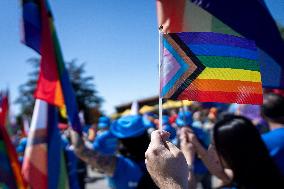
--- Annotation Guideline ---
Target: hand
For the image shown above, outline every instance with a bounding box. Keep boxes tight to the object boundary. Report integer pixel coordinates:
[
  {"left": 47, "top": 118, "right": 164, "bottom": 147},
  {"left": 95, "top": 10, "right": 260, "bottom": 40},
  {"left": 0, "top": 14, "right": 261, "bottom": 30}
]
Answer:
[
  {"left": 69, "top": 129, "right": 116, "bottom": 175},
  {"left": 180, "top": 128, "right": 231, "bottom": 184},
  {"left": 179, "top": 128, "right": 197, "bottom": 189},
  {"left": 180, "top": 128, "right": 196, "bottom": 165},
  {"left": 145, "top": 130, "right": 188, "bottom": 189}
]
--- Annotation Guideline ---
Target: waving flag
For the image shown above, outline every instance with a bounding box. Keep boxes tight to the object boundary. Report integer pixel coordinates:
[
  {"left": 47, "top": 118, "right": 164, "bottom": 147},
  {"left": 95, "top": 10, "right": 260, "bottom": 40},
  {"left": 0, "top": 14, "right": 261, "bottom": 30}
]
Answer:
[
  {"left": 0, "top": 93, "right": 27, "bottom": 189},
  {"left": 22, "top": 99, "right": 69, "bottom": 189},
  {"left": 22, "top": 0, "right": 82, "bottom": 133},
  {"left": 157, "top": 0, "right": 284, "bottom": 89},
  {"left": 161, "top": 32, "right": 262, "bottom": 104},
  {"left": 21, "top": 0, "right": 77, "bottom": 188}
]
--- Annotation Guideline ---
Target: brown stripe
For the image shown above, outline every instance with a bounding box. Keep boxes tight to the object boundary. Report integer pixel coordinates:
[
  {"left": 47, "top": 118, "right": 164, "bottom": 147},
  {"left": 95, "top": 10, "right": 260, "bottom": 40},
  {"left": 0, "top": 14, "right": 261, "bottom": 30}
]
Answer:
[{"left": 163, "top": 34, "right": 198, "bottom": 98}]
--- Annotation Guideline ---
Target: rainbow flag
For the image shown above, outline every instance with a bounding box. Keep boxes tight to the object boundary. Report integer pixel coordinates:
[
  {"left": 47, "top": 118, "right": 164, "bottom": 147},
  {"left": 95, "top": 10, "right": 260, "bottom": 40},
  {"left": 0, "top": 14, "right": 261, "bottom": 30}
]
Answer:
[
  {"left": 157, "top": 0, "right": 284, "bottom": 89},
  {"left": 161, "top": 32, "right": 262, "bottom": 104},
  {"left": 22, "top": 0, "right": 82, "bottom": 133},
  {"left": 0, "top": 93, "right": 27, "bottom": 189},
  {"left": 22, "top": 99, "right": 69, "bottom": 189},
  {"left": 21, "top": 0, "right": 76, "bottom": 187}
]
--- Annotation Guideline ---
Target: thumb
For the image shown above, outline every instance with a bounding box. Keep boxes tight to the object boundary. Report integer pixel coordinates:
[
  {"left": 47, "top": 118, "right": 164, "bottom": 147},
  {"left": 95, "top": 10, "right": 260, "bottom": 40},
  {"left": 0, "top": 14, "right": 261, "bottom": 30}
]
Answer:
[
  {"left": 150, "top": 130, "right": 169, "bottom": 147},
  {"left": 165, "top": 141, "right": 181, "bottom": 156}
]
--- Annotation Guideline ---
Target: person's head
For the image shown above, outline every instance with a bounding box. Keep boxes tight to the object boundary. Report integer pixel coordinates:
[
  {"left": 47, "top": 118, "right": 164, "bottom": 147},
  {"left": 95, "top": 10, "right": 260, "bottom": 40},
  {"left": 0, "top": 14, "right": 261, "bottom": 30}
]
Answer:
[
  {"left": 98, "top": 116, "right": 111, "bottom": 130},
  {"left": 213, "top": 115, "right": 284, "bottom": 188},
  {"left": 110, "top": 115, "right": 150, "bottom": 161},
  {"left": 261, "top": 93, "right": 284, "bottom": 124}
]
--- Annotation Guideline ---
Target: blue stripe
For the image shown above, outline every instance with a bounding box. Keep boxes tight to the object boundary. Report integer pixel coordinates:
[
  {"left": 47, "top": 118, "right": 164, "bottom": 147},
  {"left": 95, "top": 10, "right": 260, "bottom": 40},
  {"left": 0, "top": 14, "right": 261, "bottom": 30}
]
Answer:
[
  {"left": 161, "top": 38, "right": 189, "bottom": 96},
  {"left": 23, "top": 2, "right": 41, "bottom": 53},
  {"left": 47, "top": 105, "right": 61, "bottom": 189},
  {"left": 191, "top": 0, "right": 284, "bottom": 88},
  {"left": 60, "top": 68, "right": 82, "bottom": 133},
  {"left": 187, "top": 44, "right": 258, "bottom": 60},
  {"left": 176, "top": 32, "right": 257, "bottom": 50}
]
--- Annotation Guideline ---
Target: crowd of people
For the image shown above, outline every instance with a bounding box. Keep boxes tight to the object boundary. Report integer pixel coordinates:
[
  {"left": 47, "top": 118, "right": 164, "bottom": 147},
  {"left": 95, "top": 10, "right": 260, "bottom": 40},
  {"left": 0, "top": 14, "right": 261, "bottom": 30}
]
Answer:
[{"left": 13, "top": 92, "right": 284, "bottom": 189}]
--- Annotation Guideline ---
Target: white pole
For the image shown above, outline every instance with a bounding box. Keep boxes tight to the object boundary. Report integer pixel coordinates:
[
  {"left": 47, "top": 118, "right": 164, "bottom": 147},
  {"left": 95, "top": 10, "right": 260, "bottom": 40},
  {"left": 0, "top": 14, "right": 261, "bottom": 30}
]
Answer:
[{"left": 158, "top": 26, "right": 163, "bottom": 130}]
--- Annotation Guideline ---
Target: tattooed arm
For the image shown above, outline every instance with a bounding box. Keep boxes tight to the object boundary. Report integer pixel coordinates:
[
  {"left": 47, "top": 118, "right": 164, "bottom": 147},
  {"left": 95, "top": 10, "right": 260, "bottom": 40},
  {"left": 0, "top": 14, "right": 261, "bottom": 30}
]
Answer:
[{"left": 70, "top": 130, "right": 117, "bottom": 176}]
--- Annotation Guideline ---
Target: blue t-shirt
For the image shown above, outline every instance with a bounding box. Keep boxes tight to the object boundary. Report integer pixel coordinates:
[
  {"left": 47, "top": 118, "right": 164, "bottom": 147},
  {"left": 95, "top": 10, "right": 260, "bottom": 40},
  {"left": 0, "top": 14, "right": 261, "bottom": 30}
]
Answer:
[
  {"left": 93, "top": 131, "right": 118, "bottom": 155},
  {"left": 262, "top": 128, "right": 284, "bottom": 176},
  {"left": 191, "top": 126, "right": 210, "bottom": 174},
  {"left": 110, "top": 156, "right": 143, "bottom": 189}
]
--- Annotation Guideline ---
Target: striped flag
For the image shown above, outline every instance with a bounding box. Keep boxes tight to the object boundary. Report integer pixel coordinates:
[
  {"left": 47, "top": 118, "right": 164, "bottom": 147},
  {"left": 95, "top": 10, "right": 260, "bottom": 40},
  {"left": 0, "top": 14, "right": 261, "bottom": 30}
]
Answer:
[
  {"left": 161, "top": 32, "right": 262, "bottom": 104},
  {"left": 21, "top": 0, "right": 77, "bottom": 187},
  {"left": 22, "top": 0, "right": 82, "bottom": 133},
  {"left": 0, "top": 92, "right": 27, "bottom": 189},
  {"left": 22, "top": 99, "right": 69, "bottom": 189},
  {"left": 157, "top": 0, "right": 284, "bottom": 89}
]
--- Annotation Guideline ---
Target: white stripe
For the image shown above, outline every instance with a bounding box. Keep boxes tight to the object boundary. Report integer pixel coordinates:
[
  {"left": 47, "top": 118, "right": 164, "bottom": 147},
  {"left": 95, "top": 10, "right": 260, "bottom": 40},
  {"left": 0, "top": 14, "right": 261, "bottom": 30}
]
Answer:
[{"left": 29, "top": 99, "right": 48, "bottom": 131}]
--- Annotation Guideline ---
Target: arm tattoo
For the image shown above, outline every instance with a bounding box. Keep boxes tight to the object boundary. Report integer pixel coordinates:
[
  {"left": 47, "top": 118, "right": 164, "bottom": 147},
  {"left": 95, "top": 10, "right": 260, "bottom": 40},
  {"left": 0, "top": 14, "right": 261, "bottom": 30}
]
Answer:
[{"left": 70, "top": 130, "right": 116, "bottom": 175}]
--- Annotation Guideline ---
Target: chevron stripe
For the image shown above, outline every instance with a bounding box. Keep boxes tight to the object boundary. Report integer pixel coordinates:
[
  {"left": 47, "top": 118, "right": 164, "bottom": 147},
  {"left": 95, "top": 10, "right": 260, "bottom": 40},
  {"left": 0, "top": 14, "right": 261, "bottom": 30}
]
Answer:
[
  {"left": 169, "top": 33, "right": 206, "bottom": 99},
  {"left": 161, "top": 37, "right": 189, "bottom": 96},
  {"left": 161, "top": 33, "right": 206, "bottom": 98}
]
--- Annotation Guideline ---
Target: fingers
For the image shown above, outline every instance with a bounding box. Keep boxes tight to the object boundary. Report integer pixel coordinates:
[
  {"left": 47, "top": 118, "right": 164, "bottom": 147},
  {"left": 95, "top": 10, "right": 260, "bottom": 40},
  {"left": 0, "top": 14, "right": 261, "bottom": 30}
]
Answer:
[
  {"left": 149, "top": 130, "right": 170, "bottom": 149},
  {"left": 150, "top": 130, "right": 164, "bottom": 146},
  {"left": 146, "top": 130, "right": 170, "bottom": 160},
  {"left": 166, "top": 141, "right": 182, "bottom": 156},
  {"left": 180, "top": 127, "right": 193, "bottom": 134}
]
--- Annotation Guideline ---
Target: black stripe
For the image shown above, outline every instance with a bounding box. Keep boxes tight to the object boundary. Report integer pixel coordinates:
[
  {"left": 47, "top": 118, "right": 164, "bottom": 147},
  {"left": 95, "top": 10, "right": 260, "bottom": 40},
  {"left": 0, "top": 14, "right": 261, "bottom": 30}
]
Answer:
[{"left": 169, "top": 33, "right": 206, "bottom": 99}]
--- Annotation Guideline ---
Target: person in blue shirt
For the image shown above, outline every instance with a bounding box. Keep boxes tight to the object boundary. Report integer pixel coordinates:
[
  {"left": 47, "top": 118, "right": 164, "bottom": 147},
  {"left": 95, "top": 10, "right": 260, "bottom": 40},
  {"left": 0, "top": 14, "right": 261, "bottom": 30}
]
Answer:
[
  {"left": 92, "top": 116, "right": 118, "bottom": 155},
  {"left": 71, "top": 115, "right": 158, "bottom": 189},
  {"left": 176, "top": 110, "right": 211, "bottom": 189},
  {"left": 261, "top": 93, "right": 284, "bottom": 176}
]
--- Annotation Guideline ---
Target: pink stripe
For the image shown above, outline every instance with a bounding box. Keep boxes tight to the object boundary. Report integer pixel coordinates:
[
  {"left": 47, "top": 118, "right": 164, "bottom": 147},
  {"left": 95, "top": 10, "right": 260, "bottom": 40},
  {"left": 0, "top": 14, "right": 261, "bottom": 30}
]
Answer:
[{"left": 161, "top": 48, "right": 181, "bottom": 88}]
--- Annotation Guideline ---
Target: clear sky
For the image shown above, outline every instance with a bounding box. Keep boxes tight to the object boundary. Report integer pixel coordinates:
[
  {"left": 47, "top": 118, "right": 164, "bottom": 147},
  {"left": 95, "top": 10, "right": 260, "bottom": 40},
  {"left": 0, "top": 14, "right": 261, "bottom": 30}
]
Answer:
[{"left": 1, "top": 0, "right": 284, "bottom": 115}]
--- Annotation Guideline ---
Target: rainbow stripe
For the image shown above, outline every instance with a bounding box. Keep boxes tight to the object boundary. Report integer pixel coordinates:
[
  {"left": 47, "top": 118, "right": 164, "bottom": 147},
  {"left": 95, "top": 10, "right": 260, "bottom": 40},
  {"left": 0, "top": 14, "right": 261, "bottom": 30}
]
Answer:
[
  {"left": 161, "top": 32, "right": 263, "bottom": 104},
  {"left": 157, "top": 0, "right": 284, "bottom": 89}
]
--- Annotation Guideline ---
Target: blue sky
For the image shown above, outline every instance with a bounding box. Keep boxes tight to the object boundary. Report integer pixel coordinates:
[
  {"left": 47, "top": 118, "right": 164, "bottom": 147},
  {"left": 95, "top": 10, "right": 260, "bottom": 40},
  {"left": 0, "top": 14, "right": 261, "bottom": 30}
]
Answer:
[{"left": 0, "top": 0, "right": 284, "bottom": 115}]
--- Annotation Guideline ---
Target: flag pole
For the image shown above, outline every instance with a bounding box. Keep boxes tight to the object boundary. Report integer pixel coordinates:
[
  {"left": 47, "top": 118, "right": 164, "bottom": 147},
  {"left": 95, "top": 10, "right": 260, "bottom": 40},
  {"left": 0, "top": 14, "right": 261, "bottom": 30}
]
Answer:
[{"left": 158, "top": 25, "right": 163, "bottom": 130}]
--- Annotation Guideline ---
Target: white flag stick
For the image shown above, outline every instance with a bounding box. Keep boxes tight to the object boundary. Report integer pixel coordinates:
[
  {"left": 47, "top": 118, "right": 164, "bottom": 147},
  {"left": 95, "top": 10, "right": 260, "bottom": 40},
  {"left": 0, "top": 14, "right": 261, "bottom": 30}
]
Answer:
[{"left": 158, "top": 26, "right": 164, "bottom": 130}]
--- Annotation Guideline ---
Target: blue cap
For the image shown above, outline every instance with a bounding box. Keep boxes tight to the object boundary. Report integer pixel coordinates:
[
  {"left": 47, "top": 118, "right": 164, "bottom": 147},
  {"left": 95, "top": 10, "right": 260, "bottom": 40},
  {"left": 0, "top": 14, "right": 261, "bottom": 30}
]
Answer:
[
  {"left": 110, "top": 115, "right": 146, "bottom": 138},
  {"left": 176, "top": 111, "right": 193, "bottom": 127},
  {"left": 93, "top": 131, "right": 118, "bottom": 155},
  {"left": 98, "top": 116, "right": 111, "bottom": 129}
]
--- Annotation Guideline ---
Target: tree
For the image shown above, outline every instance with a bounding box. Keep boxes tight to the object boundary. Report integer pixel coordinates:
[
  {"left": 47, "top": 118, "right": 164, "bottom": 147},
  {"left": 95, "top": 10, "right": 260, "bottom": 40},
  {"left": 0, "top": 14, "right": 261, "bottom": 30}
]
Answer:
[
  {"left": 15, "top": 58, "right": 39, "bottom": 117},
  {"left": 16, "top": 58, "right": 103, "bottom": 123}
]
